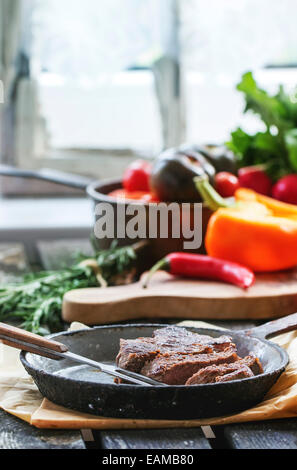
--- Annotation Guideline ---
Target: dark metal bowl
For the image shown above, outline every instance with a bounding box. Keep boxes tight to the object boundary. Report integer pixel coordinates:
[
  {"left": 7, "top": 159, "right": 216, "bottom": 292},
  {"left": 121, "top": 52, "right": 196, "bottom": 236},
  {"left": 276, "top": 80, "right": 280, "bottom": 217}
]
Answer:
[{"left": 87, "top": 179, "right": 212, "bottom": 267}]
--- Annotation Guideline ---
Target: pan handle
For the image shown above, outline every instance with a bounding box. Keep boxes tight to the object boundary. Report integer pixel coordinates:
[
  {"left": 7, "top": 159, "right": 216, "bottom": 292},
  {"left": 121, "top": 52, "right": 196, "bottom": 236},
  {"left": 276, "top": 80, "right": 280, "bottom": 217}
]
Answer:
[
  {"left": 0, "top": 164, "right": 93, "bottom": 190},
  {"left": 246, "top": 312, "right": 297, "bottom": 340}
]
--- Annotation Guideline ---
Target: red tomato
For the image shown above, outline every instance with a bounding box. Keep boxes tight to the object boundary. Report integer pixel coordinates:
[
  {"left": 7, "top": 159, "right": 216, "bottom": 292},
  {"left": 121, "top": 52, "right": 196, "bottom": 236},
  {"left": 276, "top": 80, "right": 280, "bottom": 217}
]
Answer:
[
  {"left": 272, "top": 174, "right": 297, "bottom": 205},
  {"left": 123, "top": 160, "right": 152, "bottom": 192},
  {"left": 108, "top": 189, "right": 159, "bottom": 203},
  {"left": 215, "top": 172, "right": 239, "bottom": 197},
  {"left": 142, "top": 193, "right": 160, "bottom": 203},
  {"left": 238, "top": 166, "right": 272, "bottom": 196}
]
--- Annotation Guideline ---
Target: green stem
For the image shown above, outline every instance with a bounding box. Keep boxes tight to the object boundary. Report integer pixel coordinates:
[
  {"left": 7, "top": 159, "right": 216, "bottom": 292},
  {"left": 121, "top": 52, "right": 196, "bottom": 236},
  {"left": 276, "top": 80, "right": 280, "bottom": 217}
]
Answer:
[
  {"left": 194, "top": 175, "right": 235, "bottom": 211},
  {"left": 142, "top": 258, "right": 170, "bottom": 289}
]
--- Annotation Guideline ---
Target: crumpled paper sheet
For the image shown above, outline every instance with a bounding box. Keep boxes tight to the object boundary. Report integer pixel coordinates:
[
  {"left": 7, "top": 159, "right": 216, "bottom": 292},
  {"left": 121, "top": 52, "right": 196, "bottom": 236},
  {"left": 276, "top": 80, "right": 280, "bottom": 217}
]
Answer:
[{"left": 0, "top": 321, "right": 297, "bottom": 429}]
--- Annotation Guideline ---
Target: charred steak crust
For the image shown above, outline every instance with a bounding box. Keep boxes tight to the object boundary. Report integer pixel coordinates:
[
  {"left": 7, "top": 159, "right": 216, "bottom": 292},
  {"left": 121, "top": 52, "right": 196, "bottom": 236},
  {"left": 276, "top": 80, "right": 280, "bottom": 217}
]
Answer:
[
  {"left": 153, "top": 327, "right": 235, "bottom": 352},
  {"left": 215, "top": 367, "right": 254, "bottom": 383},
  {"left": 141, "top": 347, "right": 239, "bottom": 385},
  {"left": 185, "top": 361, "right": 255, "bottom": 385},
  {"left": 239, "top": 355, "right": 264, "bottom": 375},
  {"left": 116, "top": 327, "right": 218, "bottom": 372},
  {"left": 116, "top": 326, "right": 264, "bottom": 385},
  {"left": 116, "top": 338, "right": 158, "bottom": 372}
]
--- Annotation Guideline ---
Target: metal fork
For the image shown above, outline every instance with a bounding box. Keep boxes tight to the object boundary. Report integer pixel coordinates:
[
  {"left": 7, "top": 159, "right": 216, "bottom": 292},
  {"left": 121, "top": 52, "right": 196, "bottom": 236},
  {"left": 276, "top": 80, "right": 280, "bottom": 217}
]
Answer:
[{"left": 0, "top": 322, "right": 166, "bottom": 387}]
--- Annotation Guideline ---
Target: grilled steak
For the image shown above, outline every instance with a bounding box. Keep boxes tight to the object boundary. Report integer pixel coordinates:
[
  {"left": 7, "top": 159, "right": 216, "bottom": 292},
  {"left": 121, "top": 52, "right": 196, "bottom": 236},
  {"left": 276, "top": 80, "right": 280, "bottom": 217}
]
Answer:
[
  {"left": 116, "top": 326, "right": 264, "bottom": 385},
  {"left": 116, "top": 338, "right": 159, "bottom": 372},
  {"left": 116, "top": 326, "right": 224, "bottom": 372},
  {"left": 185, "top": 361, "right": 254, "bottom": 385},
  {"left": 215, "top": 367, "right": 253, "bottom": 383},
  {"left": 153, "top": 326, "right": 235, "bottom": 352},
  {"left": 239, "top": 355, "right": 263, "bottom": 375},
  {"left": 185, "top": 354, "right": 263, "bottom": 385},
  {"left": 140, "top": 347, "right": 239, "bottom": 385}
]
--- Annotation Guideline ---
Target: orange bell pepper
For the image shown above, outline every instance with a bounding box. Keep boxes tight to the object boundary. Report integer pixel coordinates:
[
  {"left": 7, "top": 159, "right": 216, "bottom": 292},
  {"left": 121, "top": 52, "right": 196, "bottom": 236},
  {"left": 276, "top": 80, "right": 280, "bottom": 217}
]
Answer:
[
  {"left": 235, "top": 188, "right": 297, "bottom": 218},
  {"left": 195, "top": 177, "right": 297, "bottom": 272}
]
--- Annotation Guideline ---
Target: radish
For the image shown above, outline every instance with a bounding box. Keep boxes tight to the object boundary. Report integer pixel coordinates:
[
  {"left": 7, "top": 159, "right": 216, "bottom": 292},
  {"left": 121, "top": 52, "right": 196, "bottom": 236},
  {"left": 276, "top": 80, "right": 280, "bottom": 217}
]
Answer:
[
  {"left": 238, "top": 166, "right": 273, "bottom": 195},
  {"left": 272, "top": 175, "right": 297, "bottom": 205}
]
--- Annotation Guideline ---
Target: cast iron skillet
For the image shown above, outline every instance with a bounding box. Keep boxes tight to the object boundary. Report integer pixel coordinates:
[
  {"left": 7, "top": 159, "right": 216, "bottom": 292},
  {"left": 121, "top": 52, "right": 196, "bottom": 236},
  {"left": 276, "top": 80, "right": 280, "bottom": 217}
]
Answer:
[
  {"left": 20, "top": 312, "right": 297, "bottom": 420},
  {"left": 0, "top": 164, "right": 105, "bottom": 201}
]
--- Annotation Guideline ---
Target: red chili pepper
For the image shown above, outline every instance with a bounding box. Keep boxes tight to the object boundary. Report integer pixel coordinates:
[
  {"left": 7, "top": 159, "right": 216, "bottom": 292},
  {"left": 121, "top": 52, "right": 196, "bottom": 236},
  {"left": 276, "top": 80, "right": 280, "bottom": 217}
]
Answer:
[{"left": 143, "top": 253, "right": 255, "bottom": 289}]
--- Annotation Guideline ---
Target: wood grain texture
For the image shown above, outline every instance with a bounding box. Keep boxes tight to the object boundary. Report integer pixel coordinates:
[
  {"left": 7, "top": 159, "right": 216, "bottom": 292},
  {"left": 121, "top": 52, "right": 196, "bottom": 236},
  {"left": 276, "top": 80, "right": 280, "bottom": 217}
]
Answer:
[
  {"left": 0, "top": 322, "right": 68, "bottom": 353},
  {"left": 98, "top": 428, "right": 211, "bottom": 450},
  {"left": 0, "top": 410, "right": 85, "bottom": 450},
  {"left": 63, "top": 269, "right": 297, "bottom": 325},
  {"left": 219, "top": 419, "right": 297, "bottom": 449}
]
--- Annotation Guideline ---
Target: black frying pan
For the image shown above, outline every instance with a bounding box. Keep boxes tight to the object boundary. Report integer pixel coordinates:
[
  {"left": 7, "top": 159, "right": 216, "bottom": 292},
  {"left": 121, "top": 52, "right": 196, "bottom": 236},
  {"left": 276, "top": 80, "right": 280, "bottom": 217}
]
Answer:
[
  {"left": 0, "top": 164, "right": 148, "bottom": 206},
  {"left": 0, "top": 164, "right": 102, "bottom": 200},
  {"left": 20, "top": 313, "right": 297, "bottom": 420}
]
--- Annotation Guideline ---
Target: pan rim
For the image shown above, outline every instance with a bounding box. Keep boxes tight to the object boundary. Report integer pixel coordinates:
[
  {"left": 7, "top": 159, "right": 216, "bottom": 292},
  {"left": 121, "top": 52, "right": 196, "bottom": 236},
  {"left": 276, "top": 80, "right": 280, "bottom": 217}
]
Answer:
[
  {"left": 86, "top": 178, "right": 208, "bottom": 208},
  {"left": 20, "top": 323, "right": 289, "bottom": 390}
]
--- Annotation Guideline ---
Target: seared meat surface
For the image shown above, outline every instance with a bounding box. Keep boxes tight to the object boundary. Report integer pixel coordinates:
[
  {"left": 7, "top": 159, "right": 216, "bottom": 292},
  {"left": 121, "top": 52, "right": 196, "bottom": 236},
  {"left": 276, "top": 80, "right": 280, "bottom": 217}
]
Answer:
[
  {"left": 152, "top": 326, "right": 235, "bottom": 352},
  {"left": 116, "top": 332, "right": 213, "bottom": 373},
  {"left": 185, "top": 355, "right": 263, "bottom": 385},
  {"left": 116, "top": 338, "right": 158, "bottom": 373},
  {"left": 141, "top": 347, "right": 239, "bottom": 385},
  {"left": 116, "top": 326, "right": 263, "bottom": 385},
  {"left": 185, "top": 361, "right": 254, "bottom": 385},
  {"left": 240, "top": 355, "right": 263, "bottom": 375},
  {"left": 215, "top": 367, "right": 253, "bottom": 383}
]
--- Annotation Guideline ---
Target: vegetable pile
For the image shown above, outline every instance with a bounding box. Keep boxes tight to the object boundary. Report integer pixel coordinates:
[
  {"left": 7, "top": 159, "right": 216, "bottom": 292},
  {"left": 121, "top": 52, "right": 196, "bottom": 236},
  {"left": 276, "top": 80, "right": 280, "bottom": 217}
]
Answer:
[
  {"left": 0, "top": 243, "right": 139, "bottom": 335},
  {"left": 223, "top": 71, "right": 297, "bottom": 203},
  {"left": 226, "top": 71, "right": 297, "bottom": 178},
  {"left": 107, "top": 71, "right": 297, "bottom": 206},
  {"left": 195, "top": 176, "right": 297, "bottom": 272}
]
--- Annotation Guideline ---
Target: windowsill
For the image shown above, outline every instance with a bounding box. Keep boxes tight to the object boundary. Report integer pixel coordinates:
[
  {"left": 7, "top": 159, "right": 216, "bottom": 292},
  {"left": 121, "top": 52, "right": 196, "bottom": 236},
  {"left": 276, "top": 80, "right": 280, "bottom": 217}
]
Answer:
[
  {"left": 2, "top": 152, "right": 143, "bottom": 196},
  {"left": 0, "top": 197, "right": 93, "bottom": 263}
]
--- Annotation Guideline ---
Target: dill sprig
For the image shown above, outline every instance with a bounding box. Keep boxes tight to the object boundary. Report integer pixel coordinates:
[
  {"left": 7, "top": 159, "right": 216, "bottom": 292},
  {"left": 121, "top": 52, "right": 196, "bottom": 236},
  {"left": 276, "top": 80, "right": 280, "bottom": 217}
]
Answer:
[{"left": 0, "top": 242, "right": 139, "bottom": 335}]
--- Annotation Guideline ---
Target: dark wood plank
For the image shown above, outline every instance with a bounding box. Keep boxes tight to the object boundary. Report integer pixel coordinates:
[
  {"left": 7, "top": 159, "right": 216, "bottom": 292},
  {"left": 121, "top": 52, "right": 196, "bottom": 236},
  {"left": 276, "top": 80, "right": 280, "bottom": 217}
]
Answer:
[
  {"left": 98, "top": 428, "right": 212, "bottom": 449},
  {"left": 217, "top": 419, "right": 297, "bottom": 449},
  {"left": 0, "top": 409, "right": 85, "bottom": 449}
]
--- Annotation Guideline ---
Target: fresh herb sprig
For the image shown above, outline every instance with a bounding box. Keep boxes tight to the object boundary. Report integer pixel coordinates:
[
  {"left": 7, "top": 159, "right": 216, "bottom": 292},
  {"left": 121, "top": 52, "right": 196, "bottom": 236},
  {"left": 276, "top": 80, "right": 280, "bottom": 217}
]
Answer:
[
  {"left": 0, "top": 242, "right": 140, "bottom": 335},
  {"left": 226, "top": 71, "right": 297, "bottom": 180}
]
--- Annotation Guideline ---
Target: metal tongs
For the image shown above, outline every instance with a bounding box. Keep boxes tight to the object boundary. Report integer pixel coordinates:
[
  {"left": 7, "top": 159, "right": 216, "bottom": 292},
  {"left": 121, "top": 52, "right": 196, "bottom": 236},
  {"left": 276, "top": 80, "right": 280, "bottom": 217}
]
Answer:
[{"left": 0, "top": 322, "right": 166, "bottom": 387}]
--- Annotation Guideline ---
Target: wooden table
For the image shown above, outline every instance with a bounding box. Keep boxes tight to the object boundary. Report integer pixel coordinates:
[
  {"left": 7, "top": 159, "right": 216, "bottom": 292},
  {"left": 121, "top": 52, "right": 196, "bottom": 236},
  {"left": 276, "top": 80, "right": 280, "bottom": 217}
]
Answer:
[
  {"left": 0, "top": 243, "right": 296, "bottom": 450},
  {"left": 1, "top": 319, "right": 297, "bottom": 450}
]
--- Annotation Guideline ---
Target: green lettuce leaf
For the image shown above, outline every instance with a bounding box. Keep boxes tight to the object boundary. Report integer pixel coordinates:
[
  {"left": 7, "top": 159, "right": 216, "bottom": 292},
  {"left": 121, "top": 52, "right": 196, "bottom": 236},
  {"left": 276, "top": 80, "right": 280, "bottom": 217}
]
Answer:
[
  {"left": 285, "top": 128, "right": 297, "bottom": 171},
  {"left": 237, "top": 72, "right": 292, "bottom": 132},
  {"left": 226, "top": 71, "right": 297, "bottom": 177}
]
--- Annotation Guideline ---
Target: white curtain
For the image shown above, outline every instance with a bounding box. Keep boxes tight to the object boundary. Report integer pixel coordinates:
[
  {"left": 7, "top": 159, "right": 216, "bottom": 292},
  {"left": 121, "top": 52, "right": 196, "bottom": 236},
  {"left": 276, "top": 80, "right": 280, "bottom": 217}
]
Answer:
[
  {"left": 0, "top": 0, "right": 22, "bottom": 165},
  {"left": 31, "top": 0, "right": 174, "bottom": 78},
  {"left": 0, "top": 0, "right": 21, "bottom": 100},
  {"left": 180, "top": 0, "right": 297, "bottom": 75}
]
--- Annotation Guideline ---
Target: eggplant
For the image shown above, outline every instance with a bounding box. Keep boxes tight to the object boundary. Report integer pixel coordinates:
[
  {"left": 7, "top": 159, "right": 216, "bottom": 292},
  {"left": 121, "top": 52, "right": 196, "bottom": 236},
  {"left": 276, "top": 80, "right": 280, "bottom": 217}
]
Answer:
[
  {"left": 183, "top": 144, "right": 237, "bottom": 174},
  {"left": 150, "top": 148, "right": 216, "bottom": 202}
]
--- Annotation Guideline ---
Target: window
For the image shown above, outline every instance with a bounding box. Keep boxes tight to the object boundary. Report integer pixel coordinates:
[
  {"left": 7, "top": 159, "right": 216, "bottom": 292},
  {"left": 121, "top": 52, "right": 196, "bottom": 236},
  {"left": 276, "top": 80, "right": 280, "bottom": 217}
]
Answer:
[
  {"left": 181, "top": 0, "right": 297, "bottom": 143},
  {"left": 1, "top": 0, "right": 183, "bottom": 192},
  {"left": 31, "top": 0, "right": 164, "bottom": 153},
  {"left": 1, "top": 0, "right": 297, "bottom": 194}
]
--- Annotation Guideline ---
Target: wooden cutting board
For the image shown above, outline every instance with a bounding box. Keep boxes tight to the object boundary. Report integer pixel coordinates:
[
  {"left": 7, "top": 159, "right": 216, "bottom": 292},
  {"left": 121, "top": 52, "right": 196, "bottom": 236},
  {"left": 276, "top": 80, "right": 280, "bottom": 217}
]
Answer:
[{"left": 62, "top": 269, "right": 297, "bottom": 324}]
